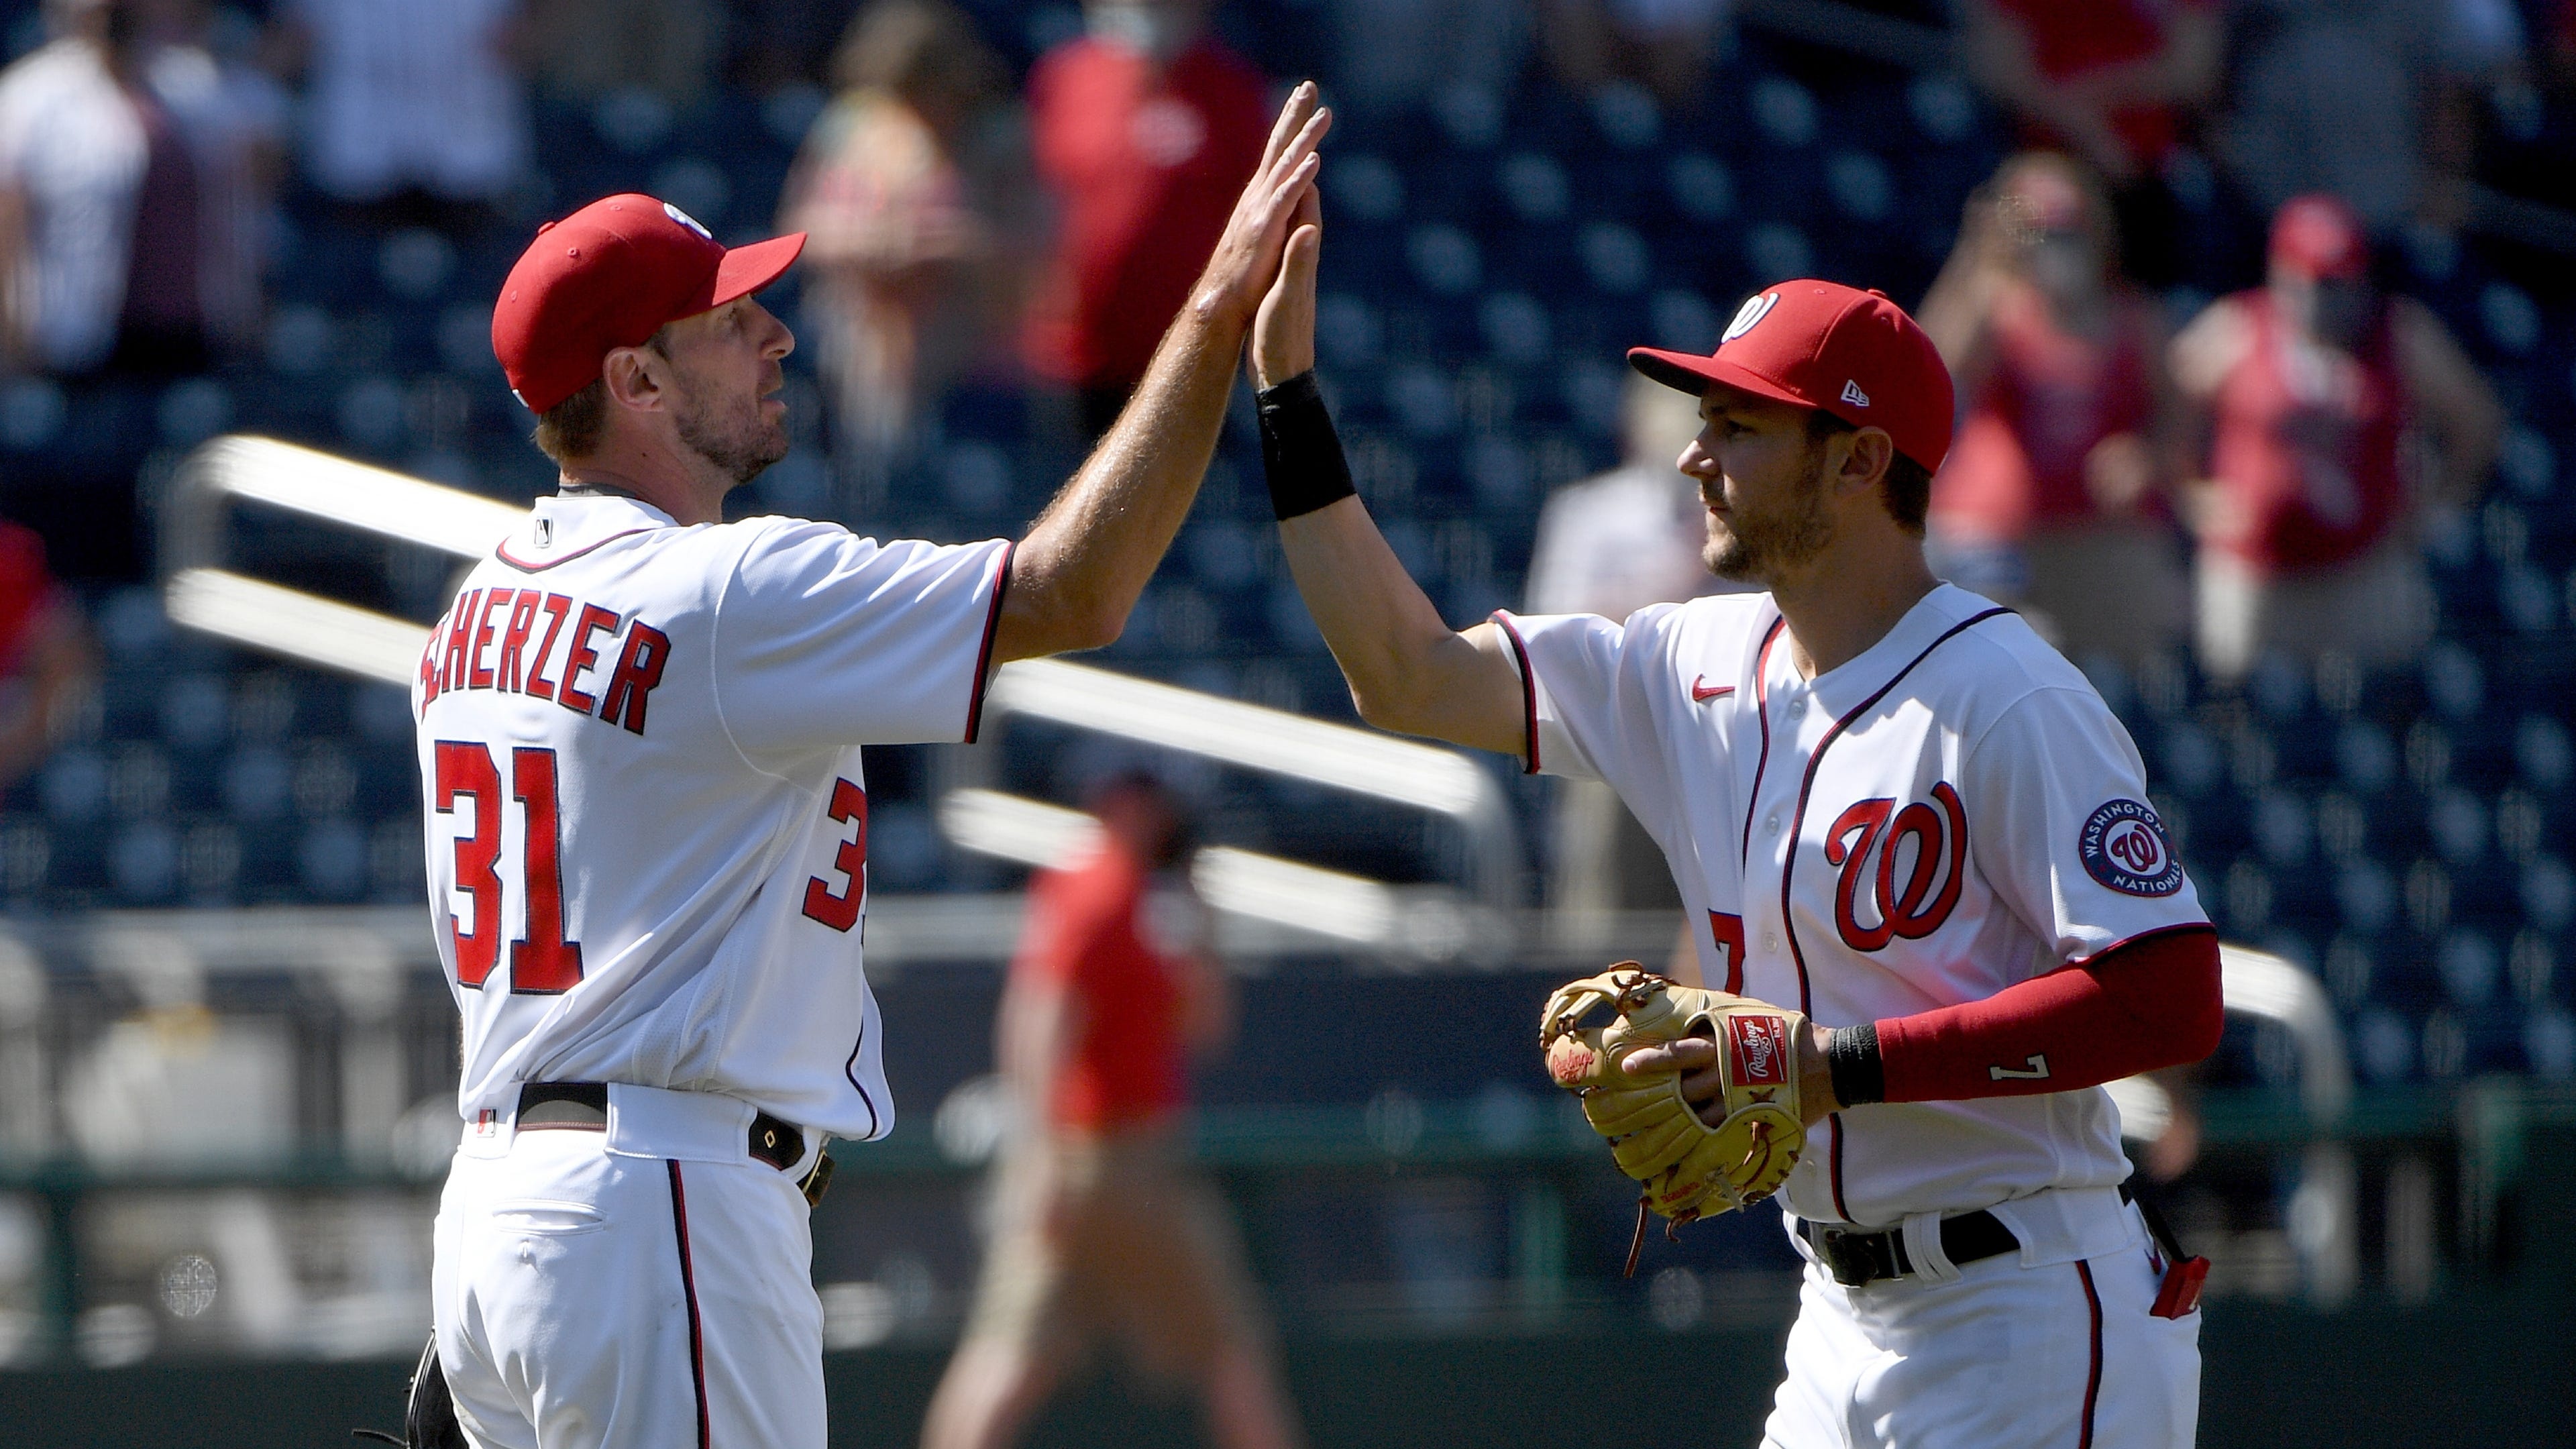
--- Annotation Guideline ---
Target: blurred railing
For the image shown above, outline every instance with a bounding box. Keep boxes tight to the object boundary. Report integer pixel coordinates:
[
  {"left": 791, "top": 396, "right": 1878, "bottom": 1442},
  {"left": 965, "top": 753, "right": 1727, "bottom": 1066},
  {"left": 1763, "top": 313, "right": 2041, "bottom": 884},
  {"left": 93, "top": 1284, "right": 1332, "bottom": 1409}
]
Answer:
[
  {"left": 960, "top": 661, "right": 1525, "bottom": 918},
  {"left": 159, "top": 436, "right": 1527, "bottom": 928},
  {"left": 0, "top": 898, "right": 2432, "bottom": 1364}
]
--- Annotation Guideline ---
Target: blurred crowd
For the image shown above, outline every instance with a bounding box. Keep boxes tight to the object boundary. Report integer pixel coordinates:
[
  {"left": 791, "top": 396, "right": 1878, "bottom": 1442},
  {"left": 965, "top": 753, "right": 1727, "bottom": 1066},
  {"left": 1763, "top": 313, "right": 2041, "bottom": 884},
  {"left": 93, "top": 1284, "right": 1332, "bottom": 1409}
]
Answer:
[{"left": 0, "top": 0, "right": 2563, "bottom": 743}]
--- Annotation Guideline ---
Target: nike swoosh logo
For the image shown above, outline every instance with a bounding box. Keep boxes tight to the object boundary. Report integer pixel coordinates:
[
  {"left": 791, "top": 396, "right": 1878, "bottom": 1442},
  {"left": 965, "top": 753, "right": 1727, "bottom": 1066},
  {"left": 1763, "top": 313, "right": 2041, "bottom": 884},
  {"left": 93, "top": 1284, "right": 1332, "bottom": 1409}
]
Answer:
[{"left": 1690, "top": 677, "right": 1735, "bottom": 702}]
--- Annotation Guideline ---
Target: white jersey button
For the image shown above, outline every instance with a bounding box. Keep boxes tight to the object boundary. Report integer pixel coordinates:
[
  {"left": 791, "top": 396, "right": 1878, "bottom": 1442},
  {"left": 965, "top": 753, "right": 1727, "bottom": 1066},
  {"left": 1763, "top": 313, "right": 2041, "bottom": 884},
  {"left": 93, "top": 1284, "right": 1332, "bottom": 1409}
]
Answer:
[
  {"left": 1764, "top": 931, "right": 1780, "bottom": 952},
  {"left": 1788, "top": 698, "right": 1806, "bottom": 716},
  {"left": 1767, "top": 813, "right": 1781, "bottom": 834}
]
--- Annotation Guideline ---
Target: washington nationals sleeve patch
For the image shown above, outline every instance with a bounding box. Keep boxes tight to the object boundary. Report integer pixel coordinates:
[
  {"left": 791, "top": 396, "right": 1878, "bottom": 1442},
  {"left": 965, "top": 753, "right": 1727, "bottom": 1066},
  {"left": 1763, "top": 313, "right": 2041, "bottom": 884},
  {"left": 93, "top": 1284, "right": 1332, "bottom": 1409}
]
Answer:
[{"left": 2078, "top": 799, "right": 2184, "bottom": 897}]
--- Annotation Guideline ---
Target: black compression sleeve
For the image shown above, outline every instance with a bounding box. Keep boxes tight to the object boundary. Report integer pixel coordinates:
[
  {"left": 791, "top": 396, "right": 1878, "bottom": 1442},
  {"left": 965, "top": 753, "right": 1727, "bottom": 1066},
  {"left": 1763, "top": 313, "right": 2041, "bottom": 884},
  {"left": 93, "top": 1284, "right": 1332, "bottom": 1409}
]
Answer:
[
  {"left": 1825, "top": 1022, "right": 1886, "bottom": 1108},
  {"left": 1256, "top": 370, "right": 1358, "bottom": 521}
]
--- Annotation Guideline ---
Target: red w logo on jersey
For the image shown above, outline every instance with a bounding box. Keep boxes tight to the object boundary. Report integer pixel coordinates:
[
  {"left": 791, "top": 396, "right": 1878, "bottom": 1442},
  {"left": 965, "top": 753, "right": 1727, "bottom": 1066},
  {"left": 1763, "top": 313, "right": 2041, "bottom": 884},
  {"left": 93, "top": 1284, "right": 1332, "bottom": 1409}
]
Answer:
[{"left": 1821, "top": 782, "right": 1968, "bottom": 952}]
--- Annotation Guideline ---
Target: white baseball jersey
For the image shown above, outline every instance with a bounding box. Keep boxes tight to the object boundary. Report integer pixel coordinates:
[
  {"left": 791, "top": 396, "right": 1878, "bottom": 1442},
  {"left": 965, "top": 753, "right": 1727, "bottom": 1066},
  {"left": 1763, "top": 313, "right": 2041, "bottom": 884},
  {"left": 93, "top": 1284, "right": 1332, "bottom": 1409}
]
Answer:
[
  {"left": 1495, "top": 583, "right": 2207, "bottom": 1228},
  {"left": 413, "top": 492, "right": 1011, "bottom": 1140}
]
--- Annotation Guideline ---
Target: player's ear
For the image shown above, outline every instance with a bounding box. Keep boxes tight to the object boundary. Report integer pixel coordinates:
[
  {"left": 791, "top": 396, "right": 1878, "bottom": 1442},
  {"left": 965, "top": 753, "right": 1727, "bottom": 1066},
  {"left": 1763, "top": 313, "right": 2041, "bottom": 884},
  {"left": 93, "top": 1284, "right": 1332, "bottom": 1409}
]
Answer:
[
  {"left": 599, "top": 345, "right": 665, "bottom": 414},
  {"left": 1835, "top": 427, "right": 1895, "bottom": 498}
]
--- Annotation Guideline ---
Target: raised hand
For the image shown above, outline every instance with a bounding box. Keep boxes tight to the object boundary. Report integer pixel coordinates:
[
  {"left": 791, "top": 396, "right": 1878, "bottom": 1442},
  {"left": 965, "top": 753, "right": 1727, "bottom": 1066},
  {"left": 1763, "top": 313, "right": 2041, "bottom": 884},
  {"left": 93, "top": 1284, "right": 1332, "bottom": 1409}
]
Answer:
[
  {"left": 1190, "top": 81, "right": 1331, "bottom": 329},
  {"left": 1250, "top": 181, "right": 1321, "bottom": 389}
]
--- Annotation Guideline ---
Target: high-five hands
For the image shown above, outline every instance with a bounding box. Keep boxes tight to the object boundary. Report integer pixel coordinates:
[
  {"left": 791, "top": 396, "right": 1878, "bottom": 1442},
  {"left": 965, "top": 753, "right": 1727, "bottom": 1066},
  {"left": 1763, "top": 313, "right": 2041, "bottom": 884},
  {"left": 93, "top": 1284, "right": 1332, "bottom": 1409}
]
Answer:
[
  {"left": 1193, "top": 82, "right": 1331, "bottom": 330},
  {"left": 1251, "top": 179, "right": 1322, "bottom": 389}
]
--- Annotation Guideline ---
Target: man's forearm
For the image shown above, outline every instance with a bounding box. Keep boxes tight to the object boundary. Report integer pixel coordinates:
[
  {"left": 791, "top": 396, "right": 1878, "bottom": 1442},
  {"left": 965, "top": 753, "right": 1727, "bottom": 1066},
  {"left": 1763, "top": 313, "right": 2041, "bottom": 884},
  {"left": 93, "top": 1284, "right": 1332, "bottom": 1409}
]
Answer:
[
  {"left": 989, "top": 83, "right": 1326, "bottom": 663},
  {"left": 1822, "top": 925, "right": 2223, "bottom": 1108},
  {"left": 1278, "top": 498, "right": 1525, "bottom": 753},
  {"left": 1001, "top": 307, "right": 1243, "bottom": 657},
  {"left": 1279, "top": 496, "right": 1447, "bottom": 705}
]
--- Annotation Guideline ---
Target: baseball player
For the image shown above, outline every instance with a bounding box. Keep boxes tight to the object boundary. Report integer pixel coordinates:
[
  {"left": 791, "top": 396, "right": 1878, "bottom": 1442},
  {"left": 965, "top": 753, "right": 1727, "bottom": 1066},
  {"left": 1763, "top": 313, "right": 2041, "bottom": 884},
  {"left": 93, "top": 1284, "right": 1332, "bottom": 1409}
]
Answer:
[
  {"left": 413, "top": 85, "right": 1328, "bottom": 1449},
  {"left": 1246, "top": 203, "right": 2224, "bottom": 1442}
]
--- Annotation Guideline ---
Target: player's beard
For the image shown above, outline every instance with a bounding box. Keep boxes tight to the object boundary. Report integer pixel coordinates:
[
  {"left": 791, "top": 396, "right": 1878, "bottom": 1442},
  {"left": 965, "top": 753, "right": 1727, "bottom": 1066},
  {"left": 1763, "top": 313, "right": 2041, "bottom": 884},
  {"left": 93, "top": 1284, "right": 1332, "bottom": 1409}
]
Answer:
[
  {"left": 672, "top": 374, "right": 790, "bottom": 486},
  {"left": 1705, "top": 446, "right": 1835, "bottom": 584}
]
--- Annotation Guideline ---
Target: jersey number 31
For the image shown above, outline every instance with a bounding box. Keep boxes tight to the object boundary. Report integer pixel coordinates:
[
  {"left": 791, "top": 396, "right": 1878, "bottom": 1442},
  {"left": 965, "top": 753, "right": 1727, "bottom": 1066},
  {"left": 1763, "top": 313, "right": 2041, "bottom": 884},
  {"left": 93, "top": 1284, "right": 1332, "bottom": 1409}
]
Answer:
[{"left": 434, "top": 741, "right": 583, "bottom": 994}]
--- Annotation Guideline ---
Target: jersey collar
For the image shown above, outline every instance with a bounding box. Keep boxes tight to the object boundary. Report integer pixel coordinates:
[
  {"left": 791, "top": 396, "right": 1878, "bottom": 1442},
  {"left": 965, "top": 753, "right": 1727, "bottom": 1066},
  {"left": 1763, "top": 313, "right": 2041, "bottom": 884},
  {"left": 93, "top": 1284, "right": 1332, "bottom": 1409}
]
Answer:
[
  {"left": 500, "top": 492, "right": 679, "bottom": 571},
  {"left": 1771, "top": 584, "right": 2000, "bottom": 698}
]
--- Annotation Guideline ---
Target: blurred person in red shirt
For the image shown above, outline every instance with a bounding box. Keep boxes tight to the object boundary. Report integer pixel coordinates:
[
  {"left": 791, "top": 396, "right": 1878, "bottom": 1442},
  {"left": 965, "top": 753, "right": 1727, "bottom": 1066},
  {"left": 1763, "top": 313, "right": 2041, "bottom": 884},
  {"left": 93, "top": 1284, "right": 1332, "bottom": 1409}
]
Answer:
[
  {"left": 2169, "top": 194, "right": 2501, "bottom": 680},
  {"left": 1918, "top": 152, "right": 2186, "bottom": 664},
  {"left": 0, "top": 521, "right": 92, "bottom": 784},
  {"left": 1022, "top": 0, "right": 1269, "bottom": 439},
  {"left": 920, "top": 771, "right": 1303, "bottom": 1449},
  {"left": 1958, "top": 0, "right": 2220, "bottom": 286}
]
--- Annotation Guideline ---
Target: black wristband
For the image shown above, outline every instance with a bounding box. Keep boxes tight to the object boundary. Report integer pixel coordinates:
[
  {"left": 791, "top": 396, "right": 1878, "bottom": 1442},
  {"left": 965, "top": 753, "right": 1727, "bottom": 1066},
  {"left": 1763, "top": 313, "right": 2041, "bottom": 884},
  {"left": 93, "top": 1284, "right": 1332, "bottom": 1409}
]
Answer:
[
  {"left": 1825, "top": 1022, "right": 1886, "bottom": 1108},
  {"left": 1255, "top": 370, "right": 1358, "bottom": 521}
]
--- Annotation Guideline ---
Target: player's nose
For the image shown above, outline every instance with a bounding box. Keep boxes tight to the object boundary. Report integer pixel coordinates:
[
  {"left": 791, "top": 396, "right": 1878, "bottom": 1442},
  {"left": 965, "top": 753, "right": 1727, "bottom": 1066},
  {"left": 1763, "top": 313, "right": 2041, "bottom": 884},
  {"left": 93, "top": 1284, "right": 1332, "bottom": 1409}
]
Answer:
[{"left": 750, "top": 299, "right": 794, "bottom": 361}]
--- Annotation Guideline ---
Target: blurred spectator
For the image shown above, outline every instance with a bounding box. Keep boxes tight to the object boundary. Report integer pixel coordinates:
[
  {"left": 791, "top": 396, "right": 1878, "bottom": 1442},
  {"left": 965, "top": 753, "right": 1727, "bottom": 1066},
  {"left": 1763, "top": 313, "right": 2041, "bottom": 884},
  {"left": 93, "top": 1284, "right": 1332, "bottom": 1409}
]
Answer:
[
  {"left": 271, "top": 0, "right": 529, "bottom": 233},
  {"left": 2214, "top": 0, "right": 2526, "bottom": 233},
  {"left": 1956, "top": 0, "right": 2220, "bottom": 286},
  {"left": 523, "top": 0, "right": 721, "bottom": 109},
  {"left": 1024, "top": 0, "right": 1267, "bottom": 438},
  {"left": 778, "top": 0, "right": 1036, "bottom": 500},
  {"left": 0, "top": 0, "right": 266, "bottom": 378},
  {"left": 1525, "top": 372, "right": 1736, "bottom": 929},
  {"left": 0, "top": 521, "right": 90, "bottom": 786},
  {"left": 1539, "top": 0, "right": 1729, "bottom": 111},
  {"left": 1917, "top": 153, "right": 2186, "bottom": 663},
  {"left": 2168, "top": 195, "right": 2502, "bottom": 680},
  {"left": 921, "top": 773, "right": 1303, "bottom": 1449},
  {"left": 139, "top": 0, "right": 288, "bottom": 361},
  {"left": 1328, "top": 0, "right": 1530, "bottom": 119}
]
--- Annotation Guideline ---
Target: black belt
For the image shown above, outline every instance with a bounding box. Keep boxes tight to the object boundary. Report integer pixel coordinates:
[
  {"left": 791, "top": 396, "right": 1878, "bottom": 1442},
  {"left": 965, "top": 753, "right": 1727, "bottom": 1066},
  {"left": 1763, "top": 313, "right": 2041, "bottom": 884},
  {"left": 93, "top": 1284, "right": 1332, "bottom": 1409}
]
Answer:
[
  {"left": 516, "top": 1081, "right": 835, "bottom": 1208},
  {"left": 1798, "top": 1210, "right": 2019, "bottom": 1287}
]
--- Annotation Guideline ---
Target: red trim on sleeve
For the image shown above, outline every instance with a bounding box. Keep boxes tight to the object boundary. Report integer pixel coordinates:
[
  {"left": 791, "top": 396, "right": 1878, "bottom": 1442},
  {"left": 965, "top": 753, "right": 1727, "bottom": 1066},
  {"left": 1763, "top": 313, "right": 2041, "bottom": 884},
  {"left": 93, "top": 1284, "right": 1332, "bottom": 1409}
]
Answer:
[
  {"left": 1873, "top": 924, "right": 2222, "bottom": 1104},
  {"left": 1489, "top": 610, "right": 1540, "bottom": 774},
  {"left": 963, "top": 540, "right": 1016, "bottom": 745}
]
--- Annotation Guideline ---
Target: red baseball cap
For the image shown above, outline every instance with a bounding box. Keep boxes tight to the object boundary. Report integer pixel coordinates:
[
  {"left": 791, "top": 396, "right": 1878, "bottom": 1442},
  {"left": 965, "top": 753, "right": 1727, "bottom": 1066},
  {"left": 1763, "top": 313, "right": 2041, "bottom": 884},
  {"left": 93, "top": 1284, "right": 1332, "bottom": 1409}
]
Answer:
[
  {"left": 492, "top": 194, "right": 807, "bottom": 414},
  {"left": 1627, "top": 280, "right": 1955, "bottom": 474},
  {"left": 2269, "top": 194, "right": 2369, "bottom": 281}
]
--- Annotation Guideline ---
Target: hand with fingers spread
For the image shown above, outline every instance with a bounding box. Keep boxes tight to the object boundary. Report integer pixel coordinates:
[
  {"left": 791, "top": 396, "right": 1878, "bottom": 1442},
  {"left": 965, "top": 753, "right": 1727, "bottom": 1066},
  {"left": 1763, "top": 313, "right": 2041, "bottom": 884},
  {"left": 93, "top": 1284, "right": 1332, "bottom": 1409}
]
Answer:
[{"left": 1189, "top": 80, "right": 1331, "bottom": 329}]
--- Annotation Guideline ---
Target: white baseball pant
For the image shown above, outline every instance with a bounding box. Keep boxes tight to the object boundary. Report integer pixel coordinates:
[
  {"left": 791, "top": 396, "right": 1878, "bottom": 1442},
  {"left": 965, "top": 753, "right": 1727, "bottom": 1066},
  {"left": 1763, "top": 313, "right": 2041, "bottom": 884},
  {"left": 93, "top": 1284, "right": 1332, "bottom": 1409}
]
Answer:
[
  {"left": 1762, "top": 1190, "right": 2201, "bottom": 1448},
  {"left": 431, "top": 1087, "right": 828, "bottom": 1449}
]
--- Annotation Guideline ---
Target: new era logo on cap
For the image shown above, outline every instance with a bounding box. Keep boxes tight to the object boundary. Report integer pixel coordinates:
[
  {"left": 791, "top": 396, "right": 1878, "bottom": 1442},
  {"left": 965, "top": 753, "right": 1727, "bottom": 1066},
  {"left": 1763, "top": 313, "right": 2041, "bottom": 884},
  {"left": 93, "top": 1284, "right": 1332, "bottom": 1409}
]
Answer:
[{"left": 1623, "top": 280, "right": 1955, "bottom": 474}]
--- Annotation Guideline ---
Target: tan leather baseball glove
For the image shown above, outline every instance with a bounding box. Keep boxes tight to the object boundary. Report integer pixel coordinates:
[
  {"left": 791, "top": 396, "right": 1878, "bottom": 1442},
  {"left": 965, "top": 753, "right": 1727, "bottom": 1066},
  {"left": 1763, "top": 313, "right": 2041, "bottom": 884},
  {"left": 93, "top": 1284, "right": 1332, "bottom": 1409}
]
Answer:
[{"left": 1540, "top": 965, "right": 1807, "bottom": 1267}]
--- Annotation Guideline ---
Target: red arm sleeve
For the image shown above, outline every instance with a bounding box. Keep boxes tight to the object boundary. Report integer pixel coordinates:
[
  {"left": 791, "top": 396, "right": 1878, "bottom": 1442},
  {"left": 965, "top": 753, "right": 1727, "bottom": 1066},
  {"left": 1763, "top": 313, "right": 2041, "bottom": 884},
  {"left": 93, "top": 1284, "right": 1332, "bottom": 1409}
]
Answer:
[{"left": 1873, "top": 925, "right": 2223, "bottom": 1104}]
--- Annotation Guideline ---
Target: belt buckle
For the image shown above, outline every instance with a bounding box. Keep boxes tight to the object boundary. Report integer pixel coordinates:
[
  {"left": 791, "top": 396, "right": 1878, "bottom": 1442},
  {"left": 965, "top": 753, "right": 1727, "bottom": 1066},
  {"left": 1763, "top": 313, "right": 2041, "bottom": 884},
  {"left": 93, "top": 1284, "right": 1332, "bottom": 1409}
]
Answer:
[
  {"left": 1812, "top": 1226, "right": 1898, "bottom": 1287},
  {"left": 796, "top": 1152, "right": 835, "bottom": 1210}
]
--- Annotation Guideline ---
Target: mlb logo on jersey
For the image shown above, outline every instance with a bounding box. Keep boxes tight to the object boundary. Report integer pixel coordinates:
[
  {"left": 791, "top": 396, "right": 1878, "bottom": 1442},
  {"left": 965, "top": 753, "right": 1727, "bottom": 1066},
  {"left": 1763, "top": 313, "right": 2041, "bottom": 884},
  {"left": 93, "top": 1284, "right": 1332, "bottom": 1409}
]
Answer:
[
  {"left": 2080, "top": 798, "right": 2184, "bottom": 897},
  {"left": 1728, "top": 1013, "right": 1792, "bottom": 1086}
]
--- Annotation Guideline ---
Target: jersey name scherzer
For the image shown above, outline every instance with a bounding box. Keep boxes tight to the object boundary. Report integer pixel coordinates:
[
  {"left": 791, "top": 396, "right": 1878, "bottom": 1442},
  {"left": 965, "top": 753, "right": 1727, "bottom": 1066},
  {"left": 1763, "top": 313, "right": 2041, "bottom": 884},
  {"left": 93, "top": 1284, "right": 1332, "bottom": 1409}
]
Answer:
[
  {"left": 1496, "top": 584, "right": 2206, "bottom": 1227},
  {"left": 413, "top": 493, "right": 1010, "bottom": 1142}
]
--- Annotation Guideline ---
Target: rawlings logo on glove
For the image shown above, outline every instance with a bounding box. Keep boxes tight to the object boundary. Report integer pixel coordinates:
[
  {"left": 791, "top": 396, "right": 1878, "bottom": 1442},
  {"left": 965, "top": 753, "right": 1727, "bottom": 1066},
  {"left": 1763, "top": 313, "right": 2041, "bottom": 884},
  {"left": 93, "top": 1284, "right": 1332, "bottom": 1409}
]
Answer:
[{"left": 1540, "top": 965, "right": 1809, "bottom": 1273}]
